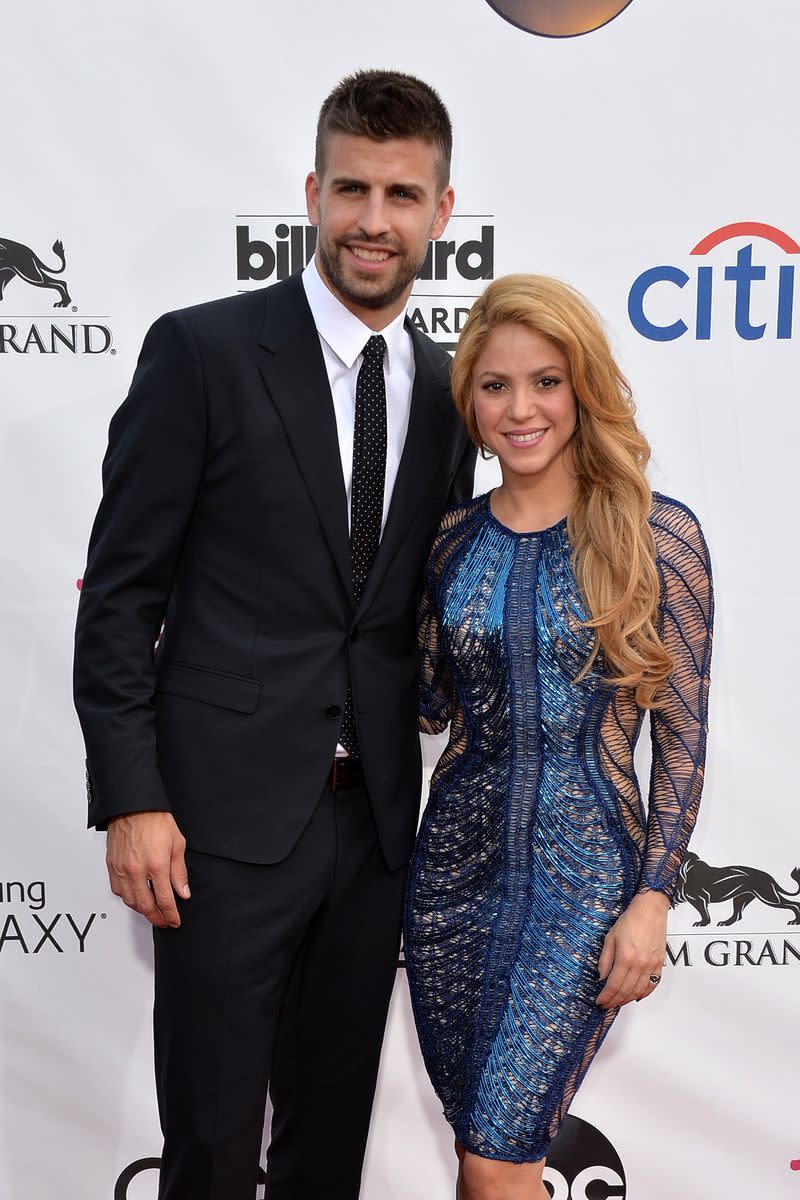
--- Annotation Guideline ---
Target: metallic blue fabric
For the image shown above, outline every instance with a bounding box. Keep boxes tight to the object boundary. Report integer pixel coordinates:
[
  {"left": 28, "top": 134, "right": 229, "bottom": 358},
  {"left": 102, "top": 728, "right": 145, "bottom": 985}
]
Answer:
[{"left": 404, "top": 491, "right": 713, "bottom": 1163}]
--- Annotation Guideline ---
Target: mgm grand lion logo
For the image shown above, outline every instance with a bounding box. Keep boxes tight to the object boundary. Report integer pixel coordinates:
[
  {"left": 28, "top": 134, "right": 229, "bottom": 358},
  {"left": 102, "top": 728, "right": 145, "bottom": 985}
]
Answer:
[
  {"left": 675, "top": 851, "right": 800, "bottom": 927},
  {"left": 0, "top": 236, "right": 72, "bottom": 308}
]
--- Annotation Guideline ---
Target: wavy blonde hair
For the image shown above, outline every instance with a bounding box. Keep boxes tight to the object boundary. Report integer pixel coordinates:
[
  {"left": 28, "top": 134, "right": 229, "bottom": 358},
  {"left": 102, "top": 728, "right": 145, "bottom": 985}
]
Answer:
[{"left": 451, "top": 274, "right": 672, "bottom": 708}]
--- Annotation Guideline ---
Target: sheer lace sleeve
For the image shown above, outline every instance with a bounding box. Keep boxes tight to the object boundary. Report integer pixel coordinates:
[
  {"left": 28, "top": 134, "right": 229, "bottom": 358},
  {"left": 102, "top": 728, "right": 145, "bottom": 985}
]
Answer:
[
  {"left": 639, "top": 499, "right": 714, "bottom": 901},
  {"left": 417, "top": 503, "right": 479, "bottom": 735},
  {"left": 418, "top": 552, "right": 454, "bottom": 735}
]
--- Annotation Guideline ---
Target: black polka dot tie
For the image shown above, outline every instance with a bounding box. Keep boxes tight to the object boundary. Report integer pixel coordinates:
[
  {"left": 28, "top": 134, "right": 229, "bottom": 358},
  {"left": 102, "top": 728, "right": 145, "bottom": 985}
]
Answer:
[{"left": 339, "top": 334, "right": 387, "bottom": 758}]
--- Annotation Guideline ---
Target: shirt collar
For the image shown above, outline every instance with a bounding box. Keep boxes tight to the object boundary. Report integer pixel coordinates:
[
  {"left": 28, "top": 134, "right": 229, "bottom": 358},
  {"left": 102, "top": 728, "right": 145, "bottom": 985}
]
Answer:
[{"left": 302, "top": 256, "right": 409, "bottom": 372}]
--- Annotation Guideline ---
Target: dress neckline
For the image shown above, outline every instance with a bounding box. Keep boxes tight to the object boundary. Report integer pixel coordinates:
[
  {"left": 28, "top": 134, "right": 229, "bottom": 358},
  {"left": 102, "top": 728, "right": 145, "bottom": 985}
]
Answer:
[{"left": 484, "top": 491, "right": 569, "bottom": 538}]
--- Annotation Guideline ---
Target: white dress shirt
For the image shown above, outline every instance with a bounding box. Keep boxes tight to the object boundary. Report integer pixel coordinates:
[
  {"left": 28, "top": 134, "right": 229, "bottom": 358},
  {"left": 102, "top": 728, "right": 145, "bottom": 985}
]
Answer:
[{"left": 302, "top": 256, "right": 415, "bottom": 533}]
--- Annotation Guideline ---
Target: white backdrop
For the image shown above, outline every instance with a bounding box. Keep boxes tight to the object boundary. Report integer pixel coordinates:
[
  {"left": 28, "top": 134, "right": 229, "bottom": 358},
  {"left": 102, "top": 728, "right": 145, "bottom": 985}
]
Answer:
[{"left": 2, "top": 2, "right": 799, "bottom": 1197}]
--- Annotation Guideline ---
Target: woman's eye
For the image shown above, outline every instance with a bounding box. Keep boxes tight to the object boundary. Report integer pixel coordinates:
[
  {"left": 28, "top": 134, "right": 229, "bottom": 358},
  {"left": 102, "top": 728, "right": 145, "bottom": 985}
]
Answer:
[
  {"left": 538, "top": 376, "right": 559, "bottom": 389},
  {"left": 482, "top": 381, "right": 504, "bottom": 393}
]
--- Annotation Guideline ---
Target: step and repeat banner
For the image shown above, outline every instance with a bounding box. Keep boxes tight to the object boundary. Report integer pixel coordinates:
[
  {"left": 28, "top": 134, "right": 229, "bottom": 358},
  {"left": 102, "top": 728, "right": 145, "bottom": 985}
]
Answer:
[{"left": 2, "top": 1, "right": 798, "bottom": 1197}]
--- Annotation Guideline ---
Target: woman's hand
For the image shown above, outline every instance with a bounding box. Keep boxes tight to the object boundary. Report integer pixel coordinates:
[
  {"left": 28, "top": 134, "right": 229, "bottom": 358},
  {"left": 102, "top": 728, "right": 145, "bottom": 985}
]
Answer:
[{"left": 596, "top": 890, "right": 669, "bottom": 1009}]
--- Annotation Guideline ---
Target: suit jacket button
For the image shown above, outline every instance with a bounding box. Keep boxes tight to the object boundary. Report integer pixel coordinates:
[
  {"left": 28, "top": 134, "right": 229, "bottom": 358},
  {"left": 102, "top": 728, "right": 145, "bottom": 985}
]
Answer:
[
  {"left": 325, "top": 704, "right": 341, "bottom": 720},
  {"left": 349, "top": 626, "right": 359, "bottom": 642}
]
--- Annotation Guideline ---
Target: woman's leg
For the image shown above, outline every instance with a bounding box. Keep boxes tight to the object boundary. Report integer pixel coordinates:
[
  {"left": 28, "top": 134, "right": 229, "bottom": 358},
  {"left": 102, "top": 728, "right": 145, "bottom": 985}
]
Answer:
[
  {"left": 455, "top": 1138, "right": 466, "bottom": 1197},
  {"left": 458, "top": 1148, "right": 549, "bottom": 1200}
]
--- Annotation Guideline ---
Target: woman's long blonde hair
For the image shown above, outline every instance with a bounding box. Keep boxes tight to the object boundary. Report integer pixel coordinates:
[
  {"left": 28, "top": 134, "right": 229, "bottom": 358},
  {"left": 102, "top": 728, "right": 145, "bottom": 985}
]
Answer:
[{"left": 451, "top": 274, "right": 672, "bottom": 708}]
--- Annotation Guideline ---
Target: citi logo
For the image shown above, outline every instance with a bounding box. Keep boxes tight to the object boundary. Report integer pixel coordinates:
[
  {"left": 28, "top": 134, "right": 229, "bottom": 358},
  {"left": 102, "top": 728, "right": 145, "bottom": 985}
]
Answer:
[
  {"left": 236, "top": 217, "right": 494, "bottom": 284},
  {"left": 628, "top": 221, "right": 798, "bottom": 341}
]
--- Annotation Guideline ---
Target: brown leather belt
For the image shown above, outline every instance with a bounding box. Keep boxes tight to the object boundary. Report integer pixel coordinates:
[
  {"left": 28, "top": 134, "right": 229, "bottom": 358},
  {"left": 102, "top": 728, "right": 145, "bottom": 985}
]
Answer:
[{"left": 327, "top": 757, "right": 364, "bottom": 791}]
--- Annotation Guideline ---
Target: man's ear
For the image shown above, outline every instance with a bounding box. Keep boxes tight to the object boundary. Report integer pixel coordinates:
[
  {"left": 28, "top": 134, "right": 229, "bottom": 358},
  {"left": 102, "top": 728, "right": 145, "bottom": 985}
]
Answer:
[
  {"left": 430, "top": 184, "right": 455, "bottom": 241},
  {"left": 305, "top": 172, "right": 321, "bottom": 226}
]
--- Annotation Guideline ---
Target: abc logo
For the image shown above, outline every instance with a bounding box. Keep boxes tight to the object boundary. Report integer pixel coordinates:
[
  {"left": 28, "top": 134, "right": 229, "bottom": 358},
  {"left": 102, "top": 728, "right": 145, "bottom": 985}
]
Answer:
[
  {"left": 486, "top": 1, "right": 634, "bottom": 37},
  {"left": 544, "top": 1116, "right": 626, "bottom": 1200},
  {"left": 116, "top": 1160, "right": 270, "bottom": 1198},
  {"left": 115, "top": 1118, "right": 624, "bottom": 1199}
]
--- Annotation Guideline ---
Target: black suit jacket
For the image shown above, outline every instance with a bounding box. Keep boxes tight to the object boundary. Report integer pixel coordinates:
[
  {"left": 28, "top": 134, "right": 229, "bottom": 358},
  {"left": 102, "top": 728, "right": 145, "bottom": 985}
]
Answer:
[{"left": 74, "top": 273, "right": 475, "bottom": 870}]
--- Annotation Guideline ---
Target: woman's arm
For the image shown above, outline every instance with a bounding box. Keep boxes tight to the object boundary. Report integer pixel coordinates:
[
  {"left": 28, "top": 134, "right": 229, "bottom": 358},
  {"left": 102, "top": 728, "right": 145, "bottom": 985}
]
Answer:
[
  {"left": 418, "top": 557, "right": 454, "bottom": 735},
  {"left": 639, "top": 502, "right": 714, "bottom": 900},
  {"left": 597, "top": 501, "right": 714, "bottom": 1008}
]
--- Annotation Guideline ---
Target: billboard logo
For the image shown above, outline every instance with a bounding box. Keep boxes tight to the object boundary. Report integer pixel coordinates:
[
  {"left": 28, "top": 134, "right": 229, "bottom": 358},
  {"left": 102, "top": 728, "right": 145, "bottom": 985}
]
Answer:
[
  {"left": 236, "top": 218, "right": 493, "bottom": 286},
  {"left": 236, "top": 214, "right": 495, "bottom": 351},
  {"left": 628, "top": 221, "right": 799, "bottom": 341},
  {"left": 485, "top": 1, "right": 634, "bottom": 37},
  {"left": 237, "top": 221, "right": 319, "bottom": 282}
]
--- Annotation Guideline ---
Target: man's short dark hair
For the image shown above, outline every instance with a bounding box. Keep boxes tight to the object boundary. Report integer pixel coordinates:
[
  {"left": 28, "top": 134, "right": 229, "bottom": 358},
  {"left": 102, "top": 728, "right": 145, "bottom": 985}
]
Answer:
[{"left": 315, "top": 70, "right": 453, "bottom": 193}]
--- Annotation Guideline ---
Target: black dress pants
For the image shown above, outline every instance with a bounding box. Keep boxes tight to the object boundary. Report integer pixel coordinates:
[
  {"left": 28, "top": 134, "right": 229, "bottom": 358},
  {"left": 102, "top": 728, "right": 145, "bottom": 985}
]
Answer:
[{"left": 153, "top": 780, "right": 407, "bottom": 1200}]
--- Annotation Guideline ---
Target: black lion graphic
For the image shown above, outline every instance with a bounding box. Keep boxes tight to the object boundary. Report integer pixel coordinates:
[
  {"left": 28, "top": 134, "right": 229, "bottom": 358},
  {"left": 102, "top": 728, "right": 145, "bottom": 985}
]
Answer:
[
  {"left": 675, "top": 851, "right": 800, "bottom": 927},
  {"left": 0, "top": 236, "right": 71, "bottom": 307}
]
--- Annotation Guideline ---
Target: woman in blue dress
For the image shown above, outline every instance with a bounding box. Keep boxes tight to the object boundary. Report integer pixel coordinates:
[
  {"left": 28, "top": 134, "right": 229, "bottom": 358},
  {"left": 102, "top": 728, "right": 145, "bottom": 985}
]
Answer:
[{"left": 404, "top": 275, "right": 713, "bottom": 1200}]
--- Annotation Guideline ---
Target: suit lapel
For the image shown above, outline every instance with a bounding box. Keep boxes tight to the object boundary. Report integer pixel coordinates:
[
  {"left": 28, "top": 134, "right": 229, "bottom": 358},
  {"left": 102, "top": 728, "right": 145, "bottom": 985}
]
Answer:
[
  {"left": 257, "top": 275, "right": 353, "bottom": 602},
  {"left": 355, "top": 324, "right": 452, "bottom": 618}
]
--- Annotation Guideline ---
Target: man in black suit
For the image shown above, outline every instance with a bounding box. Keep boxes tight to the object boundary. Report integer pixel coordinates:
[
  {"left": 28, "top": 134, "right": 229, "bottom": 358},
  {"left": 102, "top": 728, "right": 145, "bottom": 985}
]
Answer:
[{"left": 74, "top": 70, "right": 475, "bottom": 1200}]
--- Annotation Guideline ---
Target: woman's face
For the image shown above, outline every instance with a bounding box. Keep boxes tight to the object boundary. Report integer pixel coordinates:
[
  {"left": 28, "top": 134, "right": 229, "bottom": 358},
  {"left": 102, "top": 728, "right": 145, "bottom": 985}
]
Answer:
[{"left": 471, "top": 324, "right": 578, "bottom": 485}]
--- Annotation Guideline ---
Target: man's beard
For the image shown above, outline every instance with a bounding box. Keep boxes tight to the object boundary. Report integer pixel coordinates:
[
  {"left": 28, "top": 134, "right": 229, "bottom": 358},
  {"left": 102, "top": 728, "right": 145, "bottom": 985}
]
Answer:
[{"left": 318, "top": 238, "right": 425, "bottom": 312}]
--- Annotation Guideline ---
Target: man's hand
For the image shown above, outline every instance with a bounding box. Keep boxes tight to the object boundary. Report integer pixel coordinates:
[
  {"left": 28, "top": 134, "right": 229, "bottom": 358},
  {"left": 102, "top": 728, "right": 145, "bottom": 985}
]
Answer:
[
  {"left": 596, "top": 890, "right": 669, "bottom": 1009},
  {"left": 106, "top": 812, "right": 190, "bottom": 928}
]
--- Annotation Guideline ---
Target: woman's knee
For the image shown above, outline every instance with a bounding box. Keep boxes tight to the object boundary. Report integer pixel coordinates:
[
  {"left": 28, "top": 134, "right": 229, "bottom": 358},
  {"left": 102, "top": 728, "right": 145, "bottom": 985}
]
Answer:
[{"left": 461, "top": 1149, "right": 545, "bottom": 1199}]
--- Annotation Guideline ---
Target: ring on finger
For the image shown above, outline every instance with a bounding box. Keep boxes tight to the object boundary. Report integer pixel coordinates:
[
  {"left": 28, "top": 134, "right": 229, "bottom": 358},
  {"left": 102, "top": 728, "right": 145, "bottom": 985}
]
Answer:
[{"left": 649, "top": 973, "right": 661, "bottom": 985}]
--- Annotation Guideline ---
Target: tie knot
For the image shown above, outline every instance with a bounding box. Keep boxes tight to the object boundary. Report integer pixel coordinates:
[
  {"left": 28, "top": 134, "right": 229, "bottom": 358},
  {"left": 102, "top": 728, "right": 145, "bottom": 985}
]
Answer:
[{"left": 361, "top": 334, "right": 386, "bottom": 365}]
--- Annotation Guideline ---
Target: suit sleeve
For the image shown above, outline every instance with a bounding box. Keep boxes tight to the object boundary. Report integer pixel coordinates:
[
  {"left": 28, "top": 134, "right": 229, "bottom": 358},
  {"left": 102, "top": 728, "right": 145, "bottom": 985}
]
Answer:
[
  {"left": 73, "top": 311, "right": 207, "bottom": 828},
  {"left": 639, "top": 504, "right": 714, "bottom": 901},
  {"left": 446, "top": 433, "right": 477, "bottom": 508}
]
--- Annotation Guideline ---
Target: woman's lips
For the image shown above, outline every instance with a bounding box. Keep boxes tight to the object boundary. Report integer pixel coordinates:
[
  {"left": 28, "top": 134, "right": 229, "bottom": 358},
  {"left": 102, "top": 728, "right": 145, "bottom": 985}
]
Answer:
[{"left": 503, "top": 428, "right": 548, "bottom": 447}]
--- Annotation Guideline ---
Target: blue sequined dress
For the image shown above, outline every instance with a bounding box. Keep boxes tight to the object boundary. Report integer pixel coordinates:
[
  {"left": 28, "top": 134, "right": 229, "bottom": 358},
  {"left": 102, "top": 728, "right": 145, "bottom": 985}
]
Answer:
[{"left": 404, "top": 491, "right": 713, "bottom": 1163}]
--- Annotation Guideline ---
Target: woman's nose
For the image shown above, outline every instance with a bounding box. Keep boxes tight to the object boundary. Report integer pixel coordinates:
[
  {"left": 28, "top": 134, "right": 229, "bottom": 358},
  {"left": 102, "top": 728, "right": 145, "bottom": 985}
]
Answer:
[{"left": 506, "top": 386, "right": 538, "bottom": 422}]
